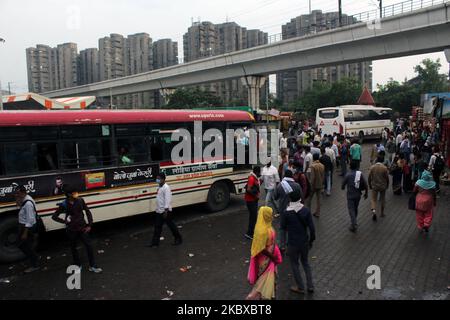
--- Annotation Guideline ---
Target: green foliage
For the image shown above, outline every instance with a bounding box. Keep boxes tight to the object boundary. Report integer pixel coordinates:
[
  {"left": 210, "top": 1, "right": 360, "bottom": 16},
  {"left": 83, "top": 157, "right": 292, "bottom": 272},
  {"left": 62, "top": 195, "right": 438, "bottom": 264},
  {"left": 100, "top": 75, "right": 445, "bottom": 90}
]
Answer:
[
  {"left": 289, "top": 77, "right": 363, "bottom": 115},
  {"left": 373, "top": 58, "right": 448, "bottom": 114},
  {"left": 165, "top": 88, "right": 224, "bottom": 109}
]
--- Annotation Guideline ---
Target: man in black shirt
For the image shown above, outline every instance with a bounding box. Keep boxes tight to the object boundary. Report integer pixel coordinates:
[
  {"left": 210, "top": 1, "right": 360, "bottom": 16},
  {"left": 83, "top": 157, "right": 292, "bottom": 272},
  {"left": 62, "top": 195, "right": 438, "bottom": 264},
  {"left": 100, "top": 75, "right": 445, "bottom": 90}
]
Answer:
[
  {"left": 52, "top": 186, "right": 102, "bottom": 273},
  {"left": 281, "top": 184, "right": 316, "bottom": 295},
  {"left": 320, "top": 147, "right": 333, "bottom": 196}
]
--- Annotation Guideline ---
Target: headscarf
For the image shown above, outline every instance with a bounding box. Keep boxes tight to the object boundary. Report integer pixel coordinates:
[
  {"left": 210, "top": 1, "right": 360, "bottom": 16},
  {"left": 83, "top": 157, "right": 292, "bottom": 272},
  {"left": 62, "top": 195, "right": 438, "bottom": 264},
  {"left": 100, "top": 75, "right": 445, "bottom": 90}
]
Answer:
[
  {"left": 251, "top": 206, "right": 273, "bottom": 257},
  {"left": 416, "top": 170, "right": 436, "bottom": 190}
]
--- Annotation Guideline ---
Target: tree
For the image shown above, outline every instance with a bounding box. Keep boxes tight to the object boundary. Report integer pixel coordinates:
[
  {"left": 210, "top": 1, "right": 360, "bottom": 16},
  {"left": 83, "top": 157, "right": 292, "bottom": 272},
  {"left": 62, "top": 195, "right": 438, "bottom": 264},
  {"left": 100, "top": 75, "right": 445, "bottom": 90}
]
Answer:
[
  {"left": 289, "top": 77, "right": 362, "bottom": 115},
  {"left": 414, "top": 58, "right": 448, "bottom": 93},
  {"left": 165, "top": 88, "right": 223, "bottom": 109},
  {"left": 372, "top": 58, "right": 448, "bottom": 114}
]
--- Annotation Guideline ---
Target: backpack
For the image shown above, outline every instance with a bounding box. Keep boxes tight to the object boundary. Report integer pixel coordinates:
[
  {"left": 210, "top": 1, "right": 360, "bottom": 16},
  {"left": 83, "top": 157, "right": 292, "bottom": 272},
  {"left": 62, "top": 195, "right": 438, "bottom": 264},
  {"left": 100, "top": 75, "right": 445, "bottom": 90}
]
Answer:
[
  {"left": 434, "top": 156, "right": 444, "bottom": 172},
  {"left": 21, "top": 200, "right": 46, "bottom": 234}
]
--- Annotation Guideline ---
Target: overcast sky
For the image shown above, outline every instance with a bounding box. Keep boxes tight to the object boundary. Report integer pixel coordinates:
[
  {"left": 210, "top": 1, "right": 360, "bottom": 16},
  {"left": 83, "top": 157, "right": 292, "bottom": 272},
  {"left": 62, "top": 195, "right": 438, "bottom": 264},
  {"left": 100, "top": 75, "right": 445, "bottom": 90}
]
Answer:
[{"left": 0, "top": 0, "right": 448, "bottom": 94}]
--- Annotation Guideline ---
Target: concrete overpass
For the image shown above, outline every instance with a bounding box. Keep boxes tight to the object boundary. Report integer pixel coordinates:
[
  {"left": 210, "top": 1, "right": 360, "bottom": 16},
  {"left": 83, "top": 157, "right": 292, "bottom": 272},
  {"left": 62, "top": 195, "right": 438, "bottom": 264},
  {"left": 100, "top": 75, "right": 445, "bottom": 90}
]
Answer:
[{"left": 44, "top": 3, "right": 450, "bottom": 110}]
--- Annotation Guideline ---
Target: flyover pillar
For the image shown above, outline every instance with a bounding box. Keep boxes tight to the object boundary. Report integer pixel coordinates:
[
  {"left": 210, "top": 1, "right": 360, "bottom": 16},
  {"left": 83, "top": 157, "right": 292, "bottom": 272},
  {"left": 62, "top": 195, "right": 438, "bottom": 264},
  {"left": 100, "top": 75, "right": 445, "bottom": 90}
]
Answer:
[{"left": 241, "top": 76, "right": 266, "bottom": 112}]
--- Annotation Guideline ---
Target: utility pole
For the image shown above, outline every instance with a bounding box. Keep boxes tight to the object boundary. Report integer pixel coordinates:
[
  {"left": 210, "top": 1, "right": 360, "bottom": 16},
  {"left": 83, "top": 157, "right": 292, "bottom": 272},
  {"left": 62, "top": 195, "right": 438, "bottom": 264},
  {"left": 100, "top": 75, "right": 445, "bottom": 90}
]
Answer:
[
  {"left": 379, "top": 0, "right": 383, "bottom": 19},
  {"left": 309, "top": 0, "right": 311, "bottom": 14},
  {"left": 0, "top": 81, "right": 3, "bottom": 111},
  {"left": 8, "top": 82, "right": 12, "bottom": 95},
  {"left": 338, "top": 0, "right": 342, "bottom": 27}
]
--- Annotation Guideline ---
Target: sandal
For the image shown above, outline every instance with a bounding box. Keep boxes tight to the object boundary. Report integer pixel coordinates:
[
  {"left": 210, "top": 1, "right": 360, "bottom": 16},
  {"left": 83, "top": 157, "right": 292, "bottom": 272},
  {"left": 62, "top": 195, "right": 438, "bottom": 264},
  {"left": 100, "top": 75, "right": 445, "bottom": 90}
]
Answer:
[{"left": 290, "top": 286, "right": 305, "bottom": 294}]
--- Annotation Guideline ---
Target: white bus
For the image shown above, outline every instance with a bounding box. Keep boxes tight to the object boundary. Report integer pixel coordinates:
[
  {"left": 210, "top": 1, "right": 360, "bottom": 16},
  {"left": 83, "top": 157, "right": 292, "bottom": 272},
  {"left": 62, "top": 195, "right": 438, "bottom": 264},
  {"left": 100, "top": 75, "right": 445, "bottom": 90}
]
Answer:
[
  {"left": 0, "top": 109, "right": 255, "bottom": 262},
  {"left": 316, "top": 105, "right": 393, "bottom": 142}
]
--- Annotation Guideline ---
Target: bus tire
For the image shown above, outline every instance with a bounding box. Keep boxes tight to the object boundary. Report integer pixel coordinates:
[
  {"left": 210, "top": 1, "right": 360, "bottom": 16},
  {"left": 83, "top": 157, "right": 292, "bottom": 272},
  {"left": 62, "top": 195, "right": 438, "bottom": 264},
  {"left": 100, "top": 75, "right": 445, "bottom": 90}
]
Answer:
[
  {"left": 0, "top": 215, "right": 36, "bottom": 263},
  {"left": 206, "top": 181, "right": 230, "bottom": 213},
  {"left": 358, "top": 131, "right": 364, "bottom": 144}
]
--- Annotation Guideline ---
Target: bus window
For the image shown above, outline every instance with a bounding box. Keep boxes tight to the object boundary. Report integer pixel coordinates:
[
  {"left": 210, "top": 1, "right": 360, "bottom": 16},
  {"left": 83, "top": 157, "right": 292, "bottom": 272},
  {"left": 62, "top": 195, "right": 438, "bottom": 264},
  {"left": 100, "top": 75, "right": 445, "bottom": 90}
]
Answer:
[
  {"left": 149, "top": 135, "right": 176, "bottom": 162},
  {"left": 319, "top": 110, "right": 339, "bottom": 119},
  {"left": 4, "top": 143, "right": 38, "bottom": 175},
  {"left": 61, "top": 125, "right": 108, "bottom": 139},
  {"left": 61, "top": 140, "right": 112, "bottom": 169},
  {"left": 37, "top": 143, "right": 58, "bottom": 171},
  {"left": 0, "top": 145, "right": 4, "bottom": 175},
  {"left": 117, "top": 137, "right": 149, "bottom": 165}
]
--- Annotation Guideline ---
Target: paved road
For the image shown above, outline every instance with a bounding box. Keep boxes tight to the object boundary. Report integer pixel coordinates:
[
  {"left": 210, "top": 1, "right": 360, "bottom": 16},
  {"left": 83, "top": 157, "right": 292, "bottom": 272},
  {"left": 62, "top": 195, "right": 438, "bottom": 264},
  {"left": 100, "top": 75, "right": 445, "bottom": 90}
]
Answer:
[{"left": 1, "top": 145, "right": 449, "bottom": 300}]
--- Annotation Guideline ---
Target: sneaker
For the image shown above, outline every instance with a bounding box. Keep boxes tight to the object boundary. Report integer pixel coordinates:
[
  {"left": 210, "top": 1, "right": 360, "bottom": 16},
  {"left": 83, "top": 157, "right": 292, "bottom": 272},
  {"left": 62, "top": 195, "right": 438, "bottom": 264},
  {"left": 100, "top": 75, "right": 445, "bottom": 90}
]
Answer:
[
  {"left": 244, "top": 234, "right": 253, "bottom": 240},
  {"left": 24, "top": 266, "right": 40, "bottom": 274},
  {"left": 89, "top": 267, "right": 103, "bottom": 273},
  {"left": 372, "top": 212, "right": 377, "bottom": 222},
  {"left": 349, "top": 226, "right": 357, "bottom": 233}
]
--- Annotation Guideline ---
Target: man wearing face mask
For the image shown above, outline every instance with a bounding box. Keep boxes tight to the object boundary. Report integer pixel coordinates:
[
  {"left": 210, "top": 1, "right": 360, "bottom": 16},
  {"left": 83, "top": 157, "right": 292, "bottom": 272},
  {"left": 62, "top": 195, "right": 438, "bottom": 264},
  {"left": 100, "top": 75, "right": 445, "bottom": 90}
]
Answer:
[
  {"left": 147, "top": 173, "right": 182, "bottom": 247},
  {"left": 52, "top": 186, "right": 102, "bottom": 273}
]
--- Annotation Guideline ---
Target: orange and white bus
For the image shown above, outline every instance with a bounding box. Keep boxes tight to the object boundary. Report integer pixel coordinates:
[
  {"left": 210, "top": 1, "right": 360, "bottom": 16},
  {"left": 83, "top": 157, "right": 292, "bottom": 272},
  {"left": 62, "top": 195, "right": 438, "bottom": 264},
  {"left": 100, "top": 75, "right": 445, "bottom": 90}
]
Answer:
[{"left": 0, "top": 109, "right": 255, "bottom": 262}]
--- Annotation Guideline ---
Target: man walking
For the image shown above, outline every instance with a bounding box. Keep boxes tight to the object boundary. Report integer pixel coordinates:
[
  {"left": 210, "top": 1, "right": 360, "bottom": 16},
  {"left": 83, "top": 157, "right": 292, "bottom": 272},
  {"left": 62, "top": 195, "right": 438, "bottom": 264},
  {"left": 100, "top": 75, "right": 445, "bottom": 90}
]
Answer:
[
  {"left": 320, "top": 147, "right": 333, "bottom": 196},
  {"left": 339, "top": 138, "right": 349, "bottom": 177},
  {"left": 261, "top": 162, "right": 280, "bottom": 215},
  {"left": 147, "top": 173, "right": 182, "bottom": 247},
  {"left": 281, "top": 184, "right": 316, "bottom": 294},
  {"left": 342, "top": 161, "right": 369, "bottom": 232},
  {"left": 15, "top": 186, "right": 40, "bottom": 273},
  {"left": 368, "top": 155, "right": 390, "bottom": 221},
  {"left": 274, "top": 170, "right": 303, "bottom": 252},
  {"left": 307, "top": 153, "right": 325, "bottom": 217},
  {"left": 244, "top": 167, "right": 261, "bottom": 240},
  {"left": 429, "top": 146, "right": 444, "bottom": 194},
  {"left": 52, "top": 186, "right": 103, "bottom": 272},
  {"left": 350, "top": 139, "right": 362, "bottom": 170}
]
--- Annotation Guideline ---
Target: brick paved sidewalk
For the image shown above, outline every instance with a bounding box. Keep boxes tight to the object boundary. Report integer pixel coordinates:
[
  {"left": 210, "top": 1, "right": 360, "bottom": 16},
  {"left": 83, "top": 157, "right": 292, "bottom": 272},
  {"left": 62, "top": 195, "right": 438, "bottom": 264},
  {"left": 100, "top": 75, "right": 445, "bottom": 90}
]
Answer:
[{"left": 0, "top": 145, "right": 449, "bottom": 300}]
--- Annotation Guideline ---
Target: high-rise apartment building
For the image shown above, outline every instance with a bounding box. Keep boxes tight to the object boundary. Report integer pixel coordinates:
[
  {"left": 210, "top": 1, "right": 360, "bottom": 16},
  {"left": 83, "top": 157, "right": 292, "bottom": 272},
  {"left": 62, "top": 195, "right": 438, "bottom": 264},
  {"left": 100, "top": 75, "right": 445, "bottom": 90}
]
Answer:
[
  {"left": 99, "top": 33, "right": 127, "bottom": 81},
  {"left": 26, "top": 44, "right": 59, "bottom": 93},
  {"left": 26, "top": 43, "right": 78, "bottom": 93},
  {"left": 183, "top": 21, "right": 268, "bottom": 105},
  {"left": 276, "top": 10, "right": 373, "bottom": 106},
  {"left": 57, "top": 43, "right": 78, "bottom": 89},
  {"left": 78, "top": 48, "right": 100, "bottom": 85},
  {"left": 153, "top": 39, "right": 178, "bottom": 69}
]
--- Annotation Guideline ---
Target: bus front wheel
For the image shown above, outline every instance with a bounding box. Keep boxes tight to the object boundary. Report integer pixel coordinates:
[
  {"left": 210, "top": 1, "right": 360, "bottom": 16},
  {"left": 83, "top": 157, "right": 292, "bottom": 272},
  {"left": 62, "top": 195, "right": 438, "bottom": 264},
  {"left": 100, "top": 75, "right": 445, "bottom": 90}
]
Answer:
[
  {"left": 206, "top": 181, "right": 230, "bottom": 212},
  {"left": 0, "top": 215, "right": 34, "bottom": 263}
]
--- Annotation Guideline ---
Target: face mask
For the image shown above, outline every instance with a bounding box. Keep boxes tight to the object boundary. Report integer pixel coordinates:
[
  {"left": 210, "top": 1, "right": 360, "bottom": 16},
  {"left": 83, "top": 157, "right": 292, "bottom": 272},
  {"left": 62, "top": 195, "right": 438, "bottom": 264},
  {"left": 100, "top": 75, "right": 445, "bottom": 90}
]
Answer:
[{"left": 156, "top": 179, "right": 161, "bottom": 184}]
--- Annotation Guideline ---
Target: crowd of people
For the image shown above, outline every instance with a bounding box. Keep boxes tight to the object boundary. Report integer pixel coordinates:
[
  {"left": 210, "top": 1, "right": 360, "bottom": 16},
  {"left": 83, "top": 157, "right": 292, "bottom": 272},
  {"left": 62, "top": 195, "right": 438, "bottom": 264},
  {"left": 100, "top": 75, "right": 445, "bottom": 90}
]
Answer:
[{"left": 245, "top": 120, "right": 447, "bottom": 300}]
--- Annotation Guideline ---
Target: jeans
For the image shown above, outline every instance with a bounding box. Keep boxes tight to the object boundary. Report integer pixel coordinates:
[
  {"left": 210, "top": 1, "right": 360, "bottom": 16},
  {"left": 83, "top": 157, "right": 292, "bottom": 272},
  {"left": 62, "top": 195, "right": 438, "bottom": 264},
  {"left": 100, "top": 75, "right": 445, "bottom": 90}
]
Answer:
[
  {"left": 151, "top": 212, "right": 182, "bottom": 245},
  {"left": 17, "top": 233, "right": 38, "bottom": 268},
  {"left": 288, "top": 244, "right": 313, "bottom": 290},
  {"left": 246, "top": 201, "right": 258, "bottom": 237},
  {"left": 347, "top": 197, "right": 361, "bottom": 227},
  {"left": 340, "top": 157, "right": 347, "bottom": 176},
  {"left": 66, "top": 230, "right": 96, "bottom": 268}
]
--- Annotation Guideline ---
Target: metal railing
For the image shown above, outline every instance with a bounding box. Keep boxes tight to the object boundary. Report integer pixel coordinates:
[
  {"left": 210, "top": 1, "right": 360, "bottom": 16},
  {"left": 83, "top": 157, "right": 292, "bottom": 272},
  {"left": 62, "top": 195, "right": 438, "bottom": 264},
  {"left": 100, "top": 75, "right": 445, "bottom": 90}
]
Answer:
[{"left": 266, "top": 0, "right": 449, "bottom": 45}]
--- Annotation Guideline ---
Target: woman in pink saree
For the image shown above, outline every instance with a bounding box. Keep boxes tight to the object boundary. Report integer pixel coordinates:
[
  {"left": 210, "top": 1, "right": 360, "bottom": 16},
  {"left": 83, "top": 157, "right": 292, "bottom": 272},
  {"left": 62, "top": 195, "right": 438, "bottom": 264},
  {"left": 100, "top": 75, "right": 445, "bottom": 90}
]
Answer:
[{"left": 246, "top": 206, "right": 282, "bottom": 300}]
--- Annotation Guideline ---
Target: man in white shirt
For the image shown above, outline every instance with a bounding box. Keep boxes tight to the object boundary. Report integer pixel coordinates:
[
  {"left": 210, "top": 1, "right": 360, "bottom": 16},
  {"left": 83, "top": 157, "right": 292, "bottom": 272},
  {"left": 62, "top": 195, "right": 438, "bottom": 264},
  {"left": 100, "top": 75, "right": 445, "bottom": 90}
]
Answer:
[
  {"left": 15, "top": 185, "right": 40, "bottom": 273},
  {"left": 261, "top": 162, "right": 281, "bottom": 215},
  {"left": 148, "top": 173, "right": 182, "bottom": 247},
  {"left": 303, "top": 146, "right": 314, "bottom": 180}
]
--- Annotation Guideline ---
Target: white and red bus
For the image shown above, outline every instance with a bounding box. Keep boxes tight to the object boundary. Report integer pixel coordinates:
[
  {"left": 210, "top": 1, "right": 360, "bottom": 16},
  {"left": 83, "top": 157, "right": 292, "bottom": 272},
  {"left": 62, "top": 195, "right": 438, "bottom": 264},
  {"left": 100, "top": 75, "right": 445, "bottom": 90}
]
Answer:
[
  {"left": 0, "top": 109, "right": 255, "bottom": 262},
  {"left": 316, "top": 105, "right": 393, "bottom": 142}
]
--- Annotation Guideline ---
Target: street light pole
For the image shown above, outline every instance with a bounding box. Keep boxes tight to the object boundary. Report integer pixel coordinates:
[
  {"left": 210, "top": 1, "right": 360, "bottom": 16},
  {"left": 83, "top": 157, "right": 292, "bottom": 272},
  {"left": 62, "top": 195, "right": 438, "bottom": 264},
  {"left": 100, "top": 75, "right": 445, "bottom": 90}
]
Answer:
[
  {"left": 0, "top": 38, "right": 4, "bottom": 111},
  {"left": 379, "top": 0, "right": 383, "bottom": 19},
  {"left": 338, "top": 0, "right": 342, "bottom": 27}
]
